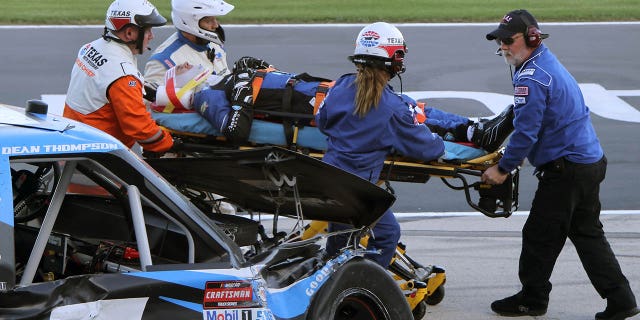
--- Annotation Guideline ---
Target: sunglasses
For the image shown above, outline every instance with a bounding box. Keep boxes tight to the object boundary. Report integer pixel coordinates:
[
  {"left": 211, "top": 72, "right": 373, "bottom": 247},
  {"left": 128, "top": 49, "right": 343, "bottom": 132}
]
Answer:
[{"left": 495, "top": 33, "right": 523, "bottom": 46}]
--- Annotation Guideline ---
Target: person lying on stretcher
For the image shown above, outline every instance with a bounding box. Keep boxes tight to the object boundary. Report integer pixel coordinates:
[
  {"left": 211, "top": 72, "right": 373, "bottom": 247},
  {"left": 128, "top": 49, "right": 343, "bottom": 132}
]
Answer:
[{"left": 150, "top": 57, "right": 515, "bottom": 152}]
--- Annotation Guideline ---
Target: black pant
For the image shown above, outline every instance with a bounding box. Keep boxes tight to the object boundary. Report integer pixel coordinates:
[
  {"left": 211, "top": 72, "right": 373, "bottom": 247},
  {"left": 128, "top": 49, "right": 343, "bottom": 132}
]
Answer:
[{"left": 519, "top": 156, "right": 636, "bottom": 307}]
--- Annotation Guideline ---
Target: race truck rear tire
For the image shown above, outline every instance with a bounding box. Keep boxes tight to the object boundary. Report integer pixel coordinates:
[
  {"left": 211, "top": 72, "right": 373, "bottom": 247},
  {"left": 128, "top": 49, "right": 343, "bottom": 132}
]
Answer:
[{"left": 306, "top": 257, "right": 413, "bottom": 320}]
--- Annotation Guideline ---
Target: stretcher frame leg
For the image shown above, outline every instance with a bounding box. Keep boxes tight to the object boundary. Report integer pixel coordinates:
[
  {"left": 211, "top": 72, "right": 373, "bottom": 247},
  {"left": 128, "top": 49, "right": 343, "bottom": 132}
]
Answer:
[{"left": 440, "top": 167, "right": 519, "bottom": 218}]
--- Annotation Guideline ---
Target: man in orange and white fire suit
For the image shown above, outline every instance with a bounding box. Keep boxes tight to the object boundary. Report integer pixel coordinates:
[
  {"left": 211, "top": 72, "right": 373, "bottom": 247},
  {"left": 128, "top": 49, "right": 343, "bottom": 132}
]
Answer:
[{"left": 64, "top": 0, "right": 174, "bottom": 154}]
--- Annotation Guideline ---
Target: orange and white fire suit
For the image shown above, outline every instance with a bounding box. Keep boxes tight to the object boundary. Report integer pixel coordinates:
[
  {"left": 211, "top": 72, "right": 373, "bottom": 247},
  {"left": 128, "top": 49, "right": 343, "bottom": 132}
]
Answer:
[{"left": 64, "top": 37, "right": 173, "bottom": 153}]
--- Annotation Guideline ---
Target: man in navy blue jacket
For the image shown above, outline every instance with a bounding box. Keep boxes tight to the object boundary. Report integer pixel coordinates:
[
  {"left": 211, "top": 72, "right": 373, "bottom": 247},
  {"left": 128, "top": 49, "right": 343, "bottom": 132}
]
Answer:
[{"left": 481, "top": 9, "right": 638, "bottom": 320}]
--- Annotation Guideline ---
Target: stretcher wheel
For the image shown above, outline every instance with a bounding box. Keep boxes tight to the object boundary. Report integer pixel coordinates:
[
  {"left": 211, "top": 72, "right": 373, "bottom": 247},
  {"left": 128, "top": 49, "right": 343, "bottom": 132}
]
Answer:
[
  {"left": 412, "top": 300, "right": 427, "bottom": 320},
  {"left": 426, "top": 285, "right": 445, "bottom": 305}
]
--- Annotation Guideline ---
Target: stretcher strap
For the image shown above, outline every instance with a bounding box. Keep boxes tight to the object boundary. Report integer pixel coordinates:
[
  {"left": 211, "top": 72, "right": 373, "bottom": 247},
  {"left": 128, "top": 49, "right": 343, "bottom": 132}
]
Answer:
[
  {"left": 310, "top": 81, "right": 335, "bottom": 126},
  {"left": 251, "top": 67, "right": 276, "bottom": 103},
  {"left": 282, "top": 78, "right": 297, "bottom": 147},
  {"left": 313, "top": 82, "right": 334, "bottom": 115},
  {"left": 414, "top": 102, "right": 427, "bottom": 124},
  {"left": 251, "top": 70, "right": 266, "bottom": 103},
  {"left": 249, "top": 69, "right": 333, "bottom": 146}
]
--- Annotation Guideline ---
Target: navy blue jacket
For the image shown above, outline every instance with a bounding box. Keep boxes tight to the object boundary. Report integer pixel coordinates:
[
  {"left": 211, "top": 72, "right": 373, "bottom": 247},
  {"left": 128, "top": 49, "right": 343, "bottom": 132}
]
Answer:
[{"left": 499, "top": 44, "right": 603, "bottom": 172}]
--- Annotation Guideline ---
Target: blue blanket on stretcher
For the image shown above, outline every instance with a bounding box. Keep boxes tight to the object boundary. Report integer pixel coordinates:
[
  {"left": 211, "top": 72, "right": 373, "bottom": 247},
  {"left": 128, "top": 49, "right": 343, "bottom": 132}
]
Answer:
[{"left": 151, "top": 112, "right": 486, "bottom": 161}]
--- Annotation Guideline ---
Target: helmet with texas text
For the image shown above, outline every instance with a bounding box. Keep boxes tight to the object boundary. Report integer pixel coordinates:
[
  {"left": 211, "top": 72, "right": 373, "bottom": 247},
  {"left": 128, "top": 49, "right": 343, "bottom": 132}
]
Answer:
[
  {"left": 349, "top": 22, "right": 408, "bottom": 77},
  {"left": 105, "top": 0, "right": 167, "bottom": 32},
  {"left": 171, "top": 0, "right": 234, "bottom": 46},
  {"left": 104, "top": 0, "right": 166, "bottom": 54}
]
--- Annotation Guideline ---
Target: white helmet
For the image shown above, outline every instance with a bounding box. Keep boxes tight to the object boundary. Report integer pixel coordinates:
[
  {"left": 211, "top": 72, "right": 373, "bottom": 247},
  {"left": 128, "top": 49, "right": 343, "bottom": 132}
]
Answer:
[
  {"left": 105, "top": 0, "right": 167, "bottom": 32},
  {"left": 171, "top": 0, "right": 234, "bottom": 45},
  {"left": 350, "top": 22, "right": 407, "bottom": 76}
]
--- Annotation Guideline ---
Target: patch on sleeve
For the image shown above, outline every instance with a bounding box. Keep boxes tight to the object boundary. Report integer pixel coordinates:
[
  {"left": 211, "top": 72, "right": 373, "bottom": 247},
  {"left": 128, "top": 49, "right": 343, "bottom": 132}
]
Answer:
[
  {"left": 514, "top": 86, "right": 529, "bottom": 96},
  {"left": 128, "top": 80, "right": 138, "bottom": 87},
  {"left": 514, "top": 96, "right": 526, "bottom": 104},
  {"left": 519, "top": 68, "right": 535, "bottom": 77},
  {"left": 198, "top": 101, "right": 209, "bottom": 114}
]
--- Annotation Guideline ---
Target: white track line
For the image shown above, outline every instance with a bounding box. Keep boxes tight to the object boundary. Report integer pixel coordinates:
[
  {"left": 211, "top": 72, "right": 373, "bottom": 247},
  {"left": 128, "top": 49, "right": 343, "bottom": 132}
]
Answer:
[
  {"left": 2, "top": 22, "right": 640, "bottom": 29},
  {"left": 394, "top": 210, "right": 640, "bottom": 218},
  {"left": 240, "top": 210, "right": 640, "bottom": 221}
]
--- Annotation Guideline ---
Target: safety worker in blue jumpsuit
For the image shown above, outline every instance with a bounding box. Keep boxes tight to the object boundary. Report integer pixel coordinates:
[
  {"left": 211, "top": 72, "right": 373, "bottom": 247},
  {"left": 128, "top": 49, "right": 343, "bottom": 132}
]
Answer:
[
  {"left": 481, "top": 9, "right": 639, "bottom": 320},
  {"left": 314, "top": 21, "right": 461, "bottom": 267}
]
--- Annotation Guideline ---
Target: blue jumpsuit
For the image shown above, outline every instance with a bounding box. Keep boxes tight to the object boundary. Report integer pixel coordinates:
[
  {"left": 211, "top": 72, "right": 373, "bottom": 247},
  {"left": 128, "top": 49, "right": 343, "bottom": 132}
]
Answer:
[
  {"left": 315, "top": 73, "right": 445, "bottom": 267},
  {"left": 498, "top": 44, "right": 636, "bottom": 308}
]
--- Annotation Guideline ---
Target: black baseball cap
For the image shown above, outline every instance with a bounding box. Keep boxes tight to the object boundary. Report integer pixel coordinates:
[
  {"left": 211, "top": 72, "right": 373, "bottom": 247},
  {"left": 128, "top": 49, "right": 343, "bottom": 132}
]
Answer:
[{"left": 486, "top": 9, "right": 539, "bottom": 40}]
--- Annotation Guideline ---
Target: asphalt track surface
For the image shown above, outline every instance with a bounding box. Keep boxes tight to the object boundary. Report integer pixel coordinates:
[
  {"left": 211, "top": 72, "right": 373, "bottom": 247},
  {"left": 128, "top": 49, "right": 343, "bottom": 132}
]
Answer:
[{"left": 1, "top": 23, "right": 639, "bottom": 319}]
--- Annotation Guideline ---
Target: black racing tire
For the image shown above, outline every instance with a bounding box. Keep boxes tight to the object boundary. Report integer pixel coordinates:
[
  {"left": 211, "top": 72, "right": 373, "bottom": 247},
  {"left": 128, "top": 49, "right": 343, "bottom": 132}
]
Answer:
[
  {"left": 425, "top": 285, "right": 445, "bottom": 306},
  {"left": 306, "top": 257, "right": 413, "bottom": 320},
  {"left": 412, "top": 300, "right": 427, "bottom": 320}
]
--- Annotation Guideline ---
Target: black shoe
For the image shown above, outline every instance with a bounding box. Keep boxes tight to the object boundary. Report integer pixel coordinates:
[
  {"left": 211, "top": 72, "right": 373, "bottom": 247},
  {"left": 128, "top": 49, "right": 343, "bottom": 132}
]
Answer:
[
  {"left": 491, "top": 293, "right": 547, "bottom": 317},
  {"left": 595, "top": 306, "right": 640, "bottom": 320},
  {"left": 472, "top": 104, "right": 515, "bottom": 152}
]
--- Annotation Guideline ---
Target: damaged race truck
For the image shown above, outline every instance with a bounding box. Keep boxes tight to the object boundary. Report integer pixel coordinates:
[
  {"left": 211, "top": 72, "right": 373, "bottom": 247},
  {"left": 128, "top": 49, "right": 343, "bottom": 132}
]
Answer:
[{"left": 0, "top": 101, "right": 412, "bottom": 319}]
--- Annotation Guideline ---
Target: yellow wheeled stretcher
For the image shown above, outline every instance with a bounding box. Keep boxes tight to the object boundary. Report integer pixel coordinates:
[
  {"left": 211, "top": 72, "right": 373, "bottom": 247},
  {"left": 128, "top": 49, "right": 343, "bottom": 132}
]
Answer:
[
  {"left": 153, "top": 111, "right": 519, "bottom": 218},
  {"left": 151, "top": 111, "right": 519, "bottom": 320}
]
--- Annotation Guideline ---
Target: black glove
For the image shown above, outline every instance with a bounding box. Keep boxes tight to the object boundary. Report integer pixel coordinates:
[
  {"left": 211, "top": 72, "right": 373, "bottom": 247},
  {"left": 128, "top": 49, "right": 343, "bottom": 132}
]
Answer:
[
  {"left": 170, "top": 137, "right": 185, "bottom": 152},
  {"left": 233, "top": 56, "right": 271, "bottom": 74},
  {"left": 142, "top": 150, "right": 165, "bottom": 159},
  {"left": 231, "top": 71, "right": 254, "bottom": 106},
  {"left": 143, "top": 82, "right": 159, "bottom": 102}
]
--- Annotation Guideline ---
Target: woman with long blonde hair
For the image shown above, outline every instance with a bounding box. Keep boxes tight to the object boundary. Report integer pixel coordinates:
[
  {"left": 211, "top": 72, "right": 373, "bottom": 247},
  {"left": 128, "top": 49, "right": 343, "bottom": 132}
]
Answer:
[{"left": 315, "top": 22, "right": 446, "bottom": 267}]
